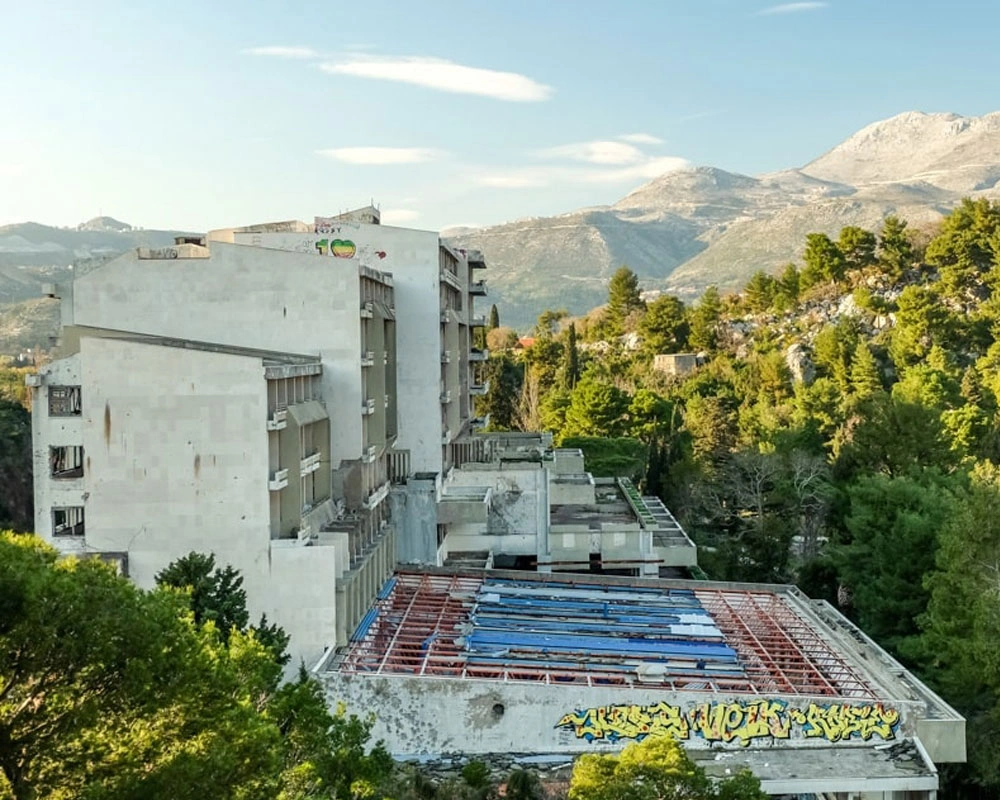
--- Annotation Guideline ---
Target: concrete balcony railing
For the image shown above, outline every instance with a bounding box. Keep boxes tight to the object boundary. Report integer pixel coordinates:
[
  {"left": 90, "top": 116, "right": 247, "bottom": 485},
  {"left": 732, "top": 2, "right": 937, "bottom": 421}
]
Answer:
[
  {"left": 300, "top": 452, "right": 321, "bottom": 476},
  {"left": 469, "top": 381, "right": 489, "bottom": 396},
  {"left": 469, "top": 348, "right": 488, "bottom": 362},
  {"left": 442, "top": 428, "right": 452, "bottom": 445},
  {"left": 362, "top": 398, "right": 376, "bottom": 415},
  {"left": 363, "top": 481, "right": 391, "bottom": 510},
  {"left": 440, "top": 309, "right": 453, "bottom": 324},
  {"left": 469, "top": 315, "right": 487, "bottom": 328},
  {"left": 360, "top": 301, "right": 374, "bottom": 318},
  {"left": 441, "top": 350, "right": 451, "bottom": 364},
  {"left": 470, "top": 279, "right": 487, "bottom": 296},
  {"left": 467, "top": 249, "right": 486, "bottom": 269},
  {"left": 440, "top": 390, "right": 452, "bottom": 404},
  {"left": 439, "top": 269, "right": 462, "bottom": 291},
  {"left": 360, "top": 350, "right": 375, "bottom": 367},
  {"left": 362, "top": 444, "right": 378, "bottom": 463},
  {"left": 470, "top": 414, "right": 489, "bottom": 429},
  {"left": 267, "top": 408, "right": 288, "bottom": 431},
  {"left": 268, "top": 467, "right": 289, "bottom": 491}
]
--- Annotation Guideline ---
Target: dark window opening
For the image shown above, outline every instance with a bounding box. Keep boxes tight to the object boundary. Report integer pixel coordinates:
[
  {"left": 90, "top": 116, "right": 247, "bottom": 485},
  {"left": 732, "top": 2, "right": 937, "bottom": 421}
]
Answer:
[
  {"left": 50, "top": 445, "right": 84, "bottom": 479},
  {"left": 52, "top": 506, "right": 85, "bottom": 537},
  {"left": 49, "top": 385, "right": 82, "bottom": 416}
]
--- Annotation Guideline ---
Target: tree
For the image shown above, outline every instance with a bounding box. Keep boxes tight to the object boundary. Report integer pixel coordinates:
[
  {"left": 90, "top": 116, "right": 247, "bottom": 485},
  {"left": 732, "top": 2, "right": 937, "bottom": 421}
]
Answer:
[
  {"left": 562, "top": 377, "right": 630, "bottom": 439},
  {"left": 478, "top": 354, "right": 523, "bottom": 431},
  {"left": 567, "top": 734, "right": 767, "bottom": 800},
  {"left": 561, "top": 322, "right": 581, "bottom": 390},
  {"left": 156, "top": 552, "right": 250, "bottom": 638},
  {"left": 849, "top": 340, "right": 882, "bottom": 400},
  {"left": 835, "top": 471, "right": 959, "bottom": 656},
  {"left": 486, "top": 326, "right": 519, "bottom": 352},
  {"left": 606, "top": 266, "right": 644, "bottom": 334},
  {"left": 918, "top": 463, "right": 1000, "bottom": 791},
  {"left": 926, "top": 198, "right": 1000, "bottom": 298},
  {"left": 877, "top": 215, "right": 913, "bottom": 282},
  {"left": 504, "top": 769, "right": 544, "bottom": 800},
  {"left": 689, "top": 286, "right": 722, "bottom": 353},
  {"left": 487, "top": 304, "right": 500, "bottom": 330},
  {"left": 801, "top": 233, "right": 845, "bottom": 288},
  {"left": 775, "top": 263, "right": 801, "bottom": 308},
  {"left": 837, "top": 226, "right": 877, "bottom": 273},
  {"left": 639, "top": 295, "right": 689, "bottom": 355},
  {"left": 743, "top": 270, "right": 777, "bottom": 313},
  {"left": 0, "top": 399, "right": 32, "bottom": 532}
]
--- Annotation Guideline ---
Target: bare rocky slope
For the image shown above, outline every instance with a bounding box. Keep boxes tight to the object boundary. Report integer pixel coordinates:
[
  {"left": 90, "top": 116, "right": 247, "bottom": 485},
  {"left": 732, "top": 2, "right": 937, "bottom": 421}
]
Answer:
[{"left": 448, "top": 111, "right": 1000, "bottom": 327}]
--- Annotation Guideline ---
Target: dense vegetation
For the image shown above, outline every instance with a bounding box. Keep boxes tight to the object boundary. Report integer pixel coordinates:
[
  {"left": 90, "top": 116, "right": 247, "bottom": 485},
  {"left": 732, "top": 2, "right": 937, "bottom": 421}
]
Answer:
[{"left": 478, "top": 198, "right": 1000, "bottom": 796}]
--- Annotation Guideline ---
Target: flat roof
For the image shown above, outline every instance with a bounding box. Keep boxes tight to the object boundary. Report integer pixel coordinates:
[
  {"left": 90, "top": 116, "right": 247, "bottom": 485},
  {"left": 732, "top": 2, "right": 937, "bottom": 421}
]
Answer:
[{"left": 338, "top": 569, "right": 882, "bottom": 699}]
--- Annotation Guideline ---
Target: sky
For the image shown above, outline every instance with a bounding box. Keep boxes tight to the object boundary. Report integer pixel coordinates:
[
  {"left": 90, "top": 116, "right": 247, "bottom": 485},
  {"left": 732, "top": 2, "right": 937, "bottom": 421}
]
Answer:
[{"left": 1, "top": 0, "right": 999, "bottom": 233}]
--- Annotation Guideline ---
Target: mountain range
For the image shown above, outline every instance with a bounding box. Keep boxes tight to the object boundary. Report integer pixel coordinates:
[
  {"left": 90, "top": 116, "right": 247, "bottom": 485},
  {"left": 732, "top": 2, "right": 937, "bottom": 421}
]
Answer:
[
  {"left": 2, "top": 110, "right": 1000, "bottom": 348},
  {"left": 446, "top": 110, "right": 1000, "bottom": 327}
]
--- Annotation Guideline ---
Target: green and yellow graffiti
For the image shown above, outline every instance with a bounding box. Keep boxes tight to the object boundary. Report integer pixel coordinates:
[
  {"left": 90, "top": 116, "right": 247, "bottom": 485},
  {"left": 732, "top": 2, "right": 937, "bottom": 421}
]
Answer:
[{"left": 555, "top": 700, "right": 900, "bottom": 746}]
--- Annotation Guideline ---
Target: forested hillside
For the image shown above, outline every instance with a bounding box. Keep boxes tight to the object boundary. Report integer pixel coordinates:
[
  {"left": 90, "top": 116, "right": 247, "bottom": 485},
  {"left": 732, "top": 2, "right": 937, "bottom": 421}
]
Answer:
[{"left": 479, "top": 197, "right": 1000, "bottom": 796}]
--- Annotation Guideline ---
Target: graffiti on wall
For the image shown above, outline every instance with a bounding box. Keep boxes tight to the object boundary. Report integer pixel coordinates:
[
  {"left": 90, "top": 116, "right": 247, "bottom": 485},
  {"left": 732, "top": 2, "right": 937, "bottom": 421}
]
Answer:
[
  {"left": 314, "top": 239, "right": 357, "bottom": 258},
  {"left": 555, "top": 700, "right": 900, "bottom": 746}
]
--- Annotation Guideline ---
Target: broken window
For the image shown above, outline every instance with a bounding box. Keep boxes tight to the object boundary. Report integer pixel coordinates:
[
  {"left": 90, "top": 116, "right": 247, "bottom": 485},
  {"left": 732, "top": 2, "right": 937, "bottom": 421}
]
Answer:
[
  {"left": 48, "top": 385, "right": 82, "bottom": 416},
  {"left": 52, "top": 506, "right": 85, "bottom": 537},
  {"left": 50, "top": 445, "right": 84, "bottom": 478}
]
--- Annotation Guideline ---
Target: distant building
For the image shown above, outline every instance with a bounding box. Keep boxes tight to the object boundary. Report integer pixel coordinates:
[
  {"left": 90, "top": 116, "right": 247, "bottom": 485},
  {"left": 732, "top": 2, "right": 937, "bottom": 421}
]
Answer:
[{"left": 653, "top": 352, "right": 699, "bottom": 376}]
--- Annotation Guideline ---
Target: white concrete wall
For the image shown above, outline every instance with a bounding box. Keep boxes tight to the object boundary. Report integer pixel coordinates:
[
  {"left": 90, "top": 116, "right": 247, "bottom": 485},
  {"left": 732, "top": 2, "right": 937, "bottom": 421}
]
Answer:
[
  {"left": 31, "top": 354, "right": 84, "bottom": 543},
  {"left": 227, "top": 224, "right": 446, "bottom": 474},
  {"left": 324, "top": 672, "right": 921, "bottom": 757},
  {"left": 34, "top": 337, "right": 339, "bottom": 669},
  {"left": 70, "top": 243, "right": 365, "bottom": 471}
]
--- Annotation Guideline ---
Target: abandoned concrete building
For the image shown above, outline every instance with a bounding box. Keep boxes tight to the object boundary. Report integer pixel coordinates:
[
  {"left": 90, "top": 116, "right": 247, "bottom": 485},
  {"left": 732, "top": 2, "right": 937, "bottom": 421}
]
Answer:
[
  {"left": 321, "top": 568, "right": 965, "bottom": 799},
  {"left": 27, "top": 207, "right": 966, "bottom": 795}
]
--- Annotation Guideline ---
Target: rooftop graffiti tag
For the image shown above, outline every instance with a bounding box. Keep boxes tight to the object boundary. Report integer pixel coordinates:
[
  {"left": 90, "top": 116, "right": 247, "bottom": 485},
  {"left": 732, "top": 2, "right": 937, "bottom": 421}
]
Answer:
[{"left": 555, "top": 700, "right": 901, "bottom": 746}]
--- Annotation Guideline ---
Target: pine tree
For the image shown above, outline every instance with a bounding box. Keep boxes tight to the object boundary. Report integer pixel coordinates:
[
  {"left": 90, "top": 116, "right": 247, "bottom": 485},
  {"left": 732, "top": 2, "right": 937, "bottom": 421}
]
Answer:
[
  {"left": 689, "top": 286, "right": 722, "bottom": 353},
  {"left": 838, "top": 226, "right": 878, "bottom": 273},
  {"left": 606, "top": 266, "right": 643, "bottom": 333},
  {"left": 849, "top": 340, "right": 882, "bottom": 399},
  {"left": 877, "top": 215, "right": 913, "bottom": 282},
  {"left": 488, "top": 304, "right": 500, "bottom": 330},
  {"left": 802, "top": 233, "right": 846, "bottom": 287},
  {"left": 744, "top": 270, "right": 777, "bottom": 313}
]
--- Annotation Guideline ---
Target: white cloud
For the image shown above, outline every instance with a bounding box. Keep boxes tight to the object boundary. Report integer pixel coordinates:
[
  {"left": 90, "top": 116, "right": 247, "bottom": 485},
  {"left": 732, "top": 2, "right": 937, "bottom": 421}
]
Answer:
[
  {"left": 243, "top": 45, "right": 320, "bottom": 59},
  {"left": 757, "top": 2, "right": 828, "bottom": 14},
  {"left": 581, "top": 156, "right": 690, "bottom": 183},
  {"left": 380, "top": 209, "right": 420, "bottom": 225},
  {"left": 540, "top": 140, "right": 645, "bottom": 165},
  {"left": 320, "top": 56, "right": 552, "bottom": 102},
  {"left": 473, "top": 155, "right": 690, "bottom": 190},
  {"left": 317, "top": 147, "right": 443, "bottom": 165},
  {"left": 619, "top": 133, "right": 664, "bottom": 145}
]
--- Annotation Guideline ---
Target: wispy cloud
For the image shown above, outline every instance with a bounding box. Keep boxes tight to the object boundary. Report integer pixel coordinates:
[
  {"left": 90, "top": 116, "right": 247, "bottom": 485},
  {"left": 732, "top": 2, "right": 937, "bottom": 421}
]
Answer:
[
  {"left": 320, "top": 56, "right": 552, "bottom": 102},
  {"left": 381, "top": 209, "right": 420, "bottom": 225},
  {"left": 757, "top": 2, "right": 828, "bottom": 14},
  {"left": 317, "top": 147, "right": 443, "bottom": 165},
  {"left": 473, "top": 156, "right": 689, "bottom": 190},
  {"left": 540, "top": 140, "right": 645, "bottom": 165},
  {"left": 619, "top": 133, "right": 664, "bottom": 145},
  {"left": 243, "top": 45, "right": 320, "bottom": 59}
]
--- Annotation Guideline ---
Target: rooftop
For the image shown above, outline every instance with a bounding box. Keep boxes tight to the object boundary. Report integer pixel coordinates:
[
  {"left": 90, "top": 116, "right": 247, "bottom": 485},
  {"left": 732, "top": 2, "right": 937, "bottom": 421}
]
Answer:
[{"left": 337, "top": 569, "right": 883, "bottom": 699}]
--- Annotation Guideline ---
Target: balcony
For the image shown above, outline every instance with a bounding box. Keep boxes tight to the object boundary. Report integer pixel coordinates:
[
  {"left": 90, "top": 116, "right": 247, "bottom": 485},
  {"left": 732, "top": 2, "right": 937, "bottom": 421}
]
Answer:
[
  {"left": 442, "top": 428, "right": 452, "bottom": 445},
  {"left": 267, "top": 408, "right": 288, "bottom": 431},
  {"left": 440, "top": 390, "right": 452, "bottom": 404},
  {"left": 268, "top": 467, "right": 290, "bottom": 491},
  {"left": 362, "top": 398, "right": 376, "bottom": 415},
  {"left": 467, "top": 249, "right": 486, "bottom": 269},
  {"left": 441, "top": 350, "right": 451, "bottom": 364},
  {"left": 362, "top": 445, "right": 378, "bottom": 464},
  {"left": 470, "top": 414, "right": 490, "bottom": 429},
  {"left": 470, "top": 279, "right": 487, "bottom": 296},
  {"left": 470, "top": 381, "right": 489, "bottom": 396},
  {"left": 440, "top": 309, "right": 453, "bottom": 324},
  {"left": 439, "top": 269, "right": 462, "bottom": 291},
  {"left": 469, "top": 315, "right": 486, "bottom": 328},
  {"left": 469, "top": 348, "right": 489, "bottom": 362},
  {"left": 360, "top": 350, "right": 375, "bottom": 367},
  {"left": 363, "top": 481, "right": 391, "bottom": 510},
  {"left": 360, "top": 301, "right": 374, "bottom": 318},
  {"left": 384, "top": 393, "right": 390, "bottom": 409},
  {"left": 300, "top": 452, "right": 321, "bottom": 477}
]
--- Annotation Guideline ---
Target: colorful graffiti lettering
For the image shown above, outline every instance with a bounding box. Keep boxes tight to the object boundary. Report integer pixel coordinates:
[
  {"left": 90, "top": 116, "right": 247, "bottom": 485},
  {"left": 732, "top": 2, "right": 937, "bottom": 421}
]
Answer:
[
  {"left": 313, "top": 238, "right": 357, "bottom": 258},
  {"left": 555, "top": 701, "right": 900, "bottom": 746},
  {"left": 332, "top": 239, "right": 356, "bottom": 258},
  {"left": 789, "top": 702, "right": 900, "bottom": 743}
]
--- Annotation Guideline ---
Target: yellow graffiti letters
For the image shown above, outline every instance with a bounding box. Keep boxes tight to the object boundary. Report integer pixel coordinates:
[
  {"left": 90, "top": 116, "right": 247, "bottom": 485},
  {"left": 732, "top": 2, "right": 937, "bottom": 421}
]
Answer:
[{"left": 556, "top": 700, "right": 899, "bottom": 746}]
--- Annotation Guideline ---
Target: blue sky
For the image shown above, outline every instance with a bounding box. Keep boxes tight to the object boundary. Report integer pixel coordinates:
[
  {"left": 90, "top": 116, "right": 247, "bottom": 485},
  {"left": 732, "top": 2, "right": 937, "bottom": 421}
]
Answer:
[{"left": 2, "top": 0, "right": 998, "bottom": 232}]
